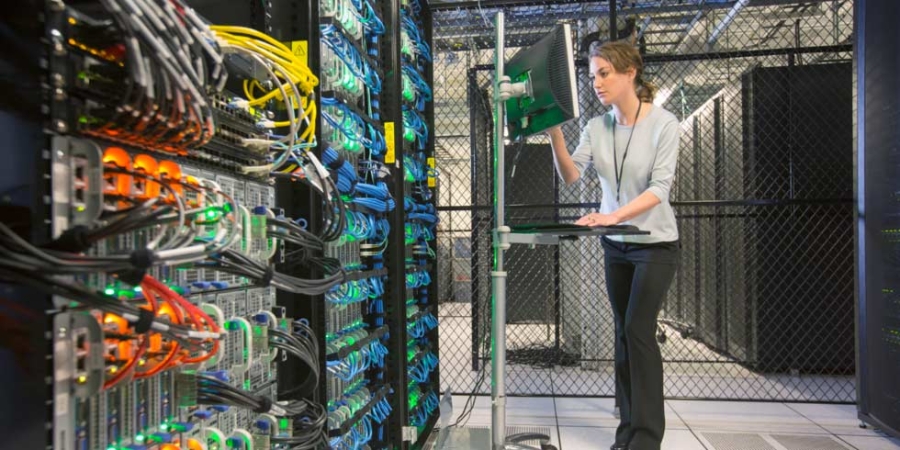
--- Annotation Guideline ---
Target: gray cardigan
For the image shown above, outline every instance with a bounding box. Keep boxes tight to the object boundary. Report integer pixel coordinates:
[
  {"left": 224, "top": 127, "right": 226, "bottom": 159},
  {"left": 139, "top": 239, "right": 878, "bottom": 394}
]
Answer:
[{"left": 571, "top": 104, "right": 680, "bottom": 244}]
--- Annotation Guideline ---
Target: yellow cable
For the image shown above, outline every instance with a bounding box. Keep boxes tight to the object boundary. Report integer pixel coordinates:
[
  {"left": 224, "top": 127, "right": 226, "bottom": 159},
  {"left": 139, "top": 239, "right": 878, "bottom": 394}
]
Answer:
[{"left": 211, "top": 25, "right": 318, "bottom": 147}]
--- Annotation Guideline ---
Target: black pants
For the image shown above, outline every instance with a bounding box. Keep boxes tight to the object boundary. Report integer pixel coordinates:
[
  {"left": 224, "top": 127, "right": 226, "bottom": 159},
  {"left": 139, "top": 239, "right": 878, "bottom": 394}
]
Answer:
[{"left": 602, "top": 237, "right": 679, "bottom": 450}]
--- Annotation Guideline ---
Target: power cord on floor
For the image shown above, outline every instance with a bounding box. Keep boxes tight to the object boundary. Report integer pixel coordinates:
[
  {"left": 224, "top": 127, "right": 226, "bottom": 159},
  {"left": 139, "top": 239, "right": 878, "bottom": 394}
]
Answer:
[{"left": 452, "top": 326, "right": 491, "bottom": 428}]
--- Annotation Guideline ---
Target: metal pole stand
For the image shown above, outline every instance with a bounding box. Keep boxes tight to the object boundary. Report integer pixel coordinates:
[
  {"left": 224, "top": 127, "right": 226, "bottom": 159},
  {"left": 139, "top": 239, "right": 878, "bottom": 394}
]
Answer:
[{"left": 490, "top": 10, "right": 553, "bottom": 450}]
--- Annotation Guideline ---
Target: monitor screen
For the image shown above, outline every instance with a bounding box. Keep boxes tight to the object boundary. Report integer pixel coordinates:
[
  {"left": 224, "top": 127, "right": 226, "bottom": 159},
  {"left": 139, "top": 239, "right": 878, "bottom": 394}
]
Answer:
[{"left": 504, "top": 23, "right": 580, "bottom": 140}]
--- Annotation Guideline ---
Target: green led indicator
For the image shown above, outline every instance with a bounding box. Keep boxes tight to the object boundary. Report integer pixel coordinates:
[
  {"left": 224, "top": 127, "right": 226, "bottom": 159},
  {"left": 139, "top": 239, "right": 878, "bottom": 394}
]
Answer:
[
  {"left": 280, "top": 418, "right": 290, "bottom": 430},
  {"left": 160, "top": 424, "right": 168, "bottom": 432},
  {"left": 134, "top": 286, "right": 142, "bottom": 293},
  {"left": 104, "top": 288, "right": 115, "bottom": 296},
  {"left": 244, "top": 379, "right": 251, "bottom": 390},
  {"left": 135, "top": 435, "right": 145, "bottom": 443}
]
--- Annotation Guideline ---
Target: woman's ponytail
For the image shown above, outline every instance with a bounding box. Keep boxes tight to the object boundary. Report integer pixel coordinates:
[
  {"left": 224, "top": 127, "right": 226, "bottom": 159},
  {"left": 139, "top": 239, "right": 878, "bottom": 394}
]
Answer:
[{"left": 637, "top": 77, "right": 657, "bottom": 103}]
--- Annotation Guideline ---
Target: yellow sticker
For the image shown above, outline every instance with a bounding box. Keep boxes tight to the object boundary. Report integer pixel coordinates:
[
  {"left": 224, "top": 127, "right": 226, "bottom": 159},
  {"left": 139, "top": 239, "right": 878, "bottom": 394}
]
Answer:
[
  {"left": 290, "top": 41, "right": 308, "bottom": 66},
  {"left": 384, "top": 122, "right": 396, "bottom": 164},
  {"left": 427, "top": 157, "right": 436, "bottom": 187}
]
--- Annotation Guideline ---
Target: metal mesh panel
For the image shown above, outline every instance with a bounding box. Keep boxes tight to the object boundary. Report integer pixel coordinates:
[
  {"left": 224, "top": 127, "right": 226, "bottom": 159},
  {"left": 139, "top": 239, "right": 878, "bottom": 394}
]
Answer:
[{"left": 433, "top": 0, "right": 855, "bottom": 402}]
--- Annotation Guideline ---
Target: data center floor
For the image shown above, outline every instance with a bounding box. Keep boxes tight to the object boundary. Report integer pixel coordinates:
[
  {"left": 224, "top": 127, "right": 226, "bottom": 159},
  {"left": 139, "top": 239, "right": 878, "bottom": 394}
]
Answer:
[{"left": 442, "top": 395, "right": 900, "bottom": 450}]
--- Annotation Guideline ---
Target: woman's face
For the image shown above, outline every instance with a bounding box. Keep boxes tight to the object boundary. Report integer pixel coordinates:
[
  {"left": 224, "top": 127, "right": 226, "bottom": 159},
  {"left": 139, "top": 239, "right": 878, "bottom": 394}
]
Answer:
[{"left": 589, "top": 56, "right": 636, "bottom": 107}]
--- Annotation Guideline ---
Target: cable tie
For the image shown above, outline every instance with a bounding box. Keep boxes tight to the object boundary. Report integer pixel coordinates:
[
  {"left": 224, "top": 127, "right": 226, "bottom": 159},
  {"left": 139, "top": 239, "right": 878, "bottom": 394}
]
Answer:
[
  {"left": 261, "top": 265, "right": 275, "bottom": 287},
  {"left": 327, "top": 153, "right": 346, "bottom": 170},
  {"left": 45, "top": 225, "right": 92, "bottom": 253},
  {"left": 132, "top": 308, "right": 155, "bottom": 334},
  {"left": 253, "top": 396, "right": 274, "bottom": 414},
  {"left": 130, "top": 248, "right": 156, "bottom": 270}
]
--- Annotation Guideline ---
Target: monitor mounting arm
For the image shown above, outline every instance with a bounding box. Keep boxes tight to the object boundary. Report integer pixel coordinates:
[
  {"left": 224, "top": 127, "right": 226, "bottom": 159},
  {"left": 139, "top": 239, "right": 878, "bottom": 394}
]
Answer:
[{"left": 496, "top": 75, "right": 531, "bottom": 103}]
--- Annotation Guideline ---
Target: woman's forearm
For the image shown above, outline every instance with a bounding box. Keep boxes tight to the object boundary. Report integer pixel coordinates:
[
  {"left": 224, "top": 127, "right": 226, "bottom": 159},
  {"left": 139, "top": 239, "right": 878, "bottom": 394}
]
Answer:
[
  {"left": 612, "top": 190, "right": 662, "bottom": 223},
  {"left": 548, "top": 127, "right": 581, "bottom": 185}
]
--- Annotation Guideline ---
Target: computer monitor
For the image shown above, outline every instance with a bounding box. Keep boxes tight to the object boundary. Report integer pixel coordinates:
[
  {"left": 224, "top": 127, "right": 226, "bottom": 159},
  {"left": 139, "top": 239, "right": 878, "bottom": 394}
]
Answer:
[{"left": 504, "top": 23, "right": 580, "bottom": 141}]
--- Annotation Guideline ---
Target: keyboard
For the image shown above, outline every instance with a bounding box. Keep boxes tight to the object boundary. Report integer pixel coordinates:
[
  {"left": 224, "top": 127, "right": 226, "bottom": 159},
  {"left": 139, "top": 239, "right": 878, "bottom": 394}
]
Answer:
[{"left": 510, "top": 222, "right": 641, "bottom": 233}]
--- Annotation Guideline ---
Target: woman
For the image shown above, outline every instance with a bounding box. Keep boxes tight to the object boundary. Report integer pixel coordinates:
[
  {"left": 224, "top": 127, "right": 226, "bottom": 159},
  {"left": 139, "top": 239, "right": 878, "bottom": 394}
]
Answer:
[{"left": 546, "top": 40, "right": 680, "bottom": 450}]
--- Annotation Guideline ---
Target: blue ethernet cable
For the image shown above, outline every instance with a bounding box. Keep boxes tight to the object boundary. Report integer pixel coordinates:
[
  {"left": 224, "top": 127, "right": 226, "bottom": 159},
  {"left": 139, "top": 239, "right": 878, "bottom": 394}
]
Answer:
[
  {"left": 350, "top": 0, "right": 385, "bottom": 36},
  {"left": 402, "top": 65, "right": 433, "bottom": 101},
  {"left": 351, "top": 196, "right": 396, "bottom": 213},
  {"left": 321, "top": 25, "right": 382, "bottom": 94},
  {"left": 400, "top": 15, "right": 432, "bottom": 62},
  {"left": 322, "top": 97, "right": 387, "bottom": 156},
  {"left": 355, "top": 181, "right": 391, "bottom": 200}
]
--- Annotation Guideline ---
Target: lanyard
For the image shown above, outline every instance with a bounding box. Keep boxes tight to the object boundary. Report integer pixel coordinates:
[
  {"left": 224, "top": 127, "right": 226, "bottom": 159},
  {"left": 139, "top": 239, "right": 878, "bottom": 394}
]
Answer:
[{"left": 612, "top": 101, "right": 642, "bottom": 204}]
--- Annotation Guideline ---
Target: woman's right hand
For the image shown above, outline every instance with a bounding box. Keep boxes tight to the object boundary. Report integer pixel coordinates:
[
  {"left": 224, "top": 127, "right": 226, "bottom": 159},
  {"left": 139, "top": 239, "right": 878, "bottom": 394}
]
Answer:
[{"left": 547, "top": 126, "right": 581, "bottom": 185}]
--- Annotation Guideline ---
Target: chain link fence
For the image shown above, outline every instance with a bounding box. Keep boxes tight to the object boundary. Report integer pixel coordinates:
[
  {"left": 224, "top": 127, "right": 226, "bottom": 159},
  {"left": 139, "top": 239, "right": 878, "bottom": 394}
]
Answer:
[{"left": 431, "top": 0, "right": 855, "bottom": 402}]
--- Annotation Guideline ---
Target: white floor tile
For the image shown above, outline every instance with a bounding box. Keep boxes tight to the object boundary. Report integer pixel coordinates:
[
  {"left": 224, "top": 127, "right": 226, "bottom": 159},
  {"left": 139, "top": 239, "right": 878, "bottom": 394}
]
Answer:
[
  {"left": 559, "top": 426, "right": 705, "bottom": 450},
  {"left": 662, "top": 429, "right": 708, "bottom": 450},
  {"left": 554, "top": 397, "right": 618, "bottom": 427},
  {"left": 784, "top": 403, "right": 887, "bottom": 436},
  {"left": 552, "top": 397, "right": 687, "bottom": 430},
  {"left": 506, "top": 397, "right": 557, "bottom": 426},
  {"left": 838, "top": 435, "right": 900, "bottom": 450},
  {"left": 664, "top": 402, "right": 689, "bottom": 430},
  {"left": 559, "top": 426, "right": 618, "bottom": 450},
  {"left": 668, "top": 400, "right": 824, "bottom": 434}
]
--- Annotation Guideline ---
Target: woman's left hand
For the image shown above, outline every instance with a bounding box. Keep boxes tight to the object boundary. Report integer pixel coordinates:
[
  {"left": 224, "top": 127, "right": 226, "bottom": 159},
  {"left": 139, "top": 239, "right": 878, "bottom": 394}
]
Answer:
[{"left": 575, "top": 212, "right": 620, "bottom": 227}]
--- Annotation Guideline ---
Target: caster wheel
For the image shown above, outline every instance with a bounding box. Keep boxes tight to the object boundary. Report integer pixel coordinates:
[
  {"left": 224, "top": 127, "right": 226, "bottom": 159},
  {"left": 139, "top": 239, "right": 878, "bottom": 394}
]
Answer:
[{"left": 541, "top": 445, "right": 558, "bottom": 450}]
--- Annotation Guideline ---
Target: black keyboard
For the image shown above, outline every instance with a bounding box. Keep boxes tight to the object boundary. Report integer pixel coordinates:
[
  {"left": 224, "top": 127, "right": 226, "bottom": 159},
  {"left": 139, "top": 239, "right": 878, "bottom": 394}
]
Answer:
[{"left": 510, "top": 222, "right": 641, "bottom": 233}]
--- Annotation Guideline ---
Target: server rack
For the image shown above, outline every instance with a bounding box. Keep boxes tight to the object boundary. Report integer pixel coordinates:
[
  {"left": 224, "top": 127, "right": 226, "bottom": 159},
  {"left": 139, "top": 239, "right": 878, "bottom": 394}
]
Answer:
[
  {"left": 1, "top": 0, "right": 438, "bottom": 448},
  {"left": 855, "top": 0, "right": 900, "bottom": 439}
]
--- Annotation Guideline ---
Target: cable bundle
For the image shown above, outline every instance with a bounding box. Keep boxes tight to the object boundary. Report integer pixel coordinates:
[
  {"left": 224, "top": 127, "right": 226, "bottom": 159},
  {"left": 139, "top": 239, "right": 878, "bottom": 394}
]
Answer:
[
  {"left": 325, "top": 279, "right": 370, "bottom": 306},
  {"left": 193, "top": 373, "right": 317, "bottom": 419},
  {"left": 402, "top": 65, "right": 433, "bottom": 103},
  {"left": 350, "top": 0, "right": 386, "bottom": 36},
  {"left": 203, "top": 248, "right": 344, "bottom": 295},
  {"left": 408, "top": 349, "right": 438, "bottom": 384},
  {"left": 204, "top": 25, "right": 320, "bottom": 177},
  {"left": 410, "top": 389, "right": 439, "bottom": 427},
  {"left": 321, "top": 97, "right": 386, "bottom": 155},
  {"left": 321, "top": 24, "right": 382, "bottom": 94},
  {"left": 402, "top": 108, "right": 428, "bottom": 152},
  {"left": 326, "top": 340, "right": 387, "bottom": 382},
  {"left": 326, "top": 385, "right": 391, "bottom": 450},
  {"left": 400, "top": 14, "right": 432, "bottom": 63},
  {"left": 322, "top": 147, "right": 359, "bottom": 194},
  {"left": 78, "top": 0, "right": 225, "bottom": 151},
  {"left": 407, "top": 312, "right": 438, "bottom": 339},
  {"left": 405, "top": 270, "right": 431, "bottom": 289},
  {"left": 269, "top": 323, "right": 321, "bottom": 397}
]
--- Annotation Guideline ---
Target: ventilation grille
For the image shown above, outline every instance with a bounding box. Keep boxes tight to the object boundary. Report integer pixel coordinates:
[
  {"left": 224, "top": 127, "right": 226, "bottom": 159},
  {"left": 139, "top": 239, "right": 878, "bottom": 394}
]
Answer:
[
  {"left": 702, "top": 433, "right": 777, "bottom": 450},
  {"left": 702, "top": 432, "right": 852, "bottom": 450},
  {"left": 770, "top": 434, "right": 851, "bottom": 450},
  {"left": 424, "top": 425, "right": 554, "bottom": 449}
]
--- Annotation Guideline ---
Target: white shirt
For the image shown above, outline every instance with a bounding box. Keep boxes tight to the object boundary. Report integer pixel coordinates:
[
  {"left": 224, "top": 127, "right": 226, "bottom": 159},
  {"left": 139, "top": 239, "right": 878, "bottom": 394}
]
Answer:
[{"left": 571, "top": 105, "right": 680, "bottom": 244}]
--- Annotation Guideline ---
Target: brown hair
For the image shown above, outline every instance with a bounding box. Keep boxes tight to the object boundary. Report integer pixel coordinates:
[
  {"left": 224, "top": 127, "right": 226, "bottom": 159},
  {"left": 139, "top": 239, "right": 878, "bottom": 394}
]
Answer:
[{"left": 589, "top": 40, "right": 657, "bottom": 103}]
